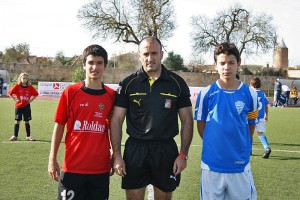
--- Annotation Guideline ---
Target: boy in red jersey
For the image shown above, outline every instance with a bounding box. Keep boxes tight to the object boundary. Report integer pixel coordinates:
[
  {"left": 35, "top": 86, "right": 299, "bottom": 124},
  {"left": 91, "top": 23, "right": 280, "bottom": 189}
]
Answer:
[
  {"left": 8, "top": 72, "right": 39, "bottom": 141},
  {"left": 48, "top": 45, "right": 115, "bottom": 200}
]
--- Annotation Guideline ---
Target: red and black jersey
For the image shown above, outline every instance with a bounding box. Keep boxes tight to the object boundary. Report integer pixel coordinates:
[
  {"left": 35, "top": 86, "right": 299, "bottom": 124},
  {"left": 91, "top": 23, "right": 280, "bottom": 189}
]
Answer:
[
  {"left": 8, "top": 84, "right": 39, "bottom": 108},
  {"left": 54, "top": 81, "right": 115, "bottom": 174}
]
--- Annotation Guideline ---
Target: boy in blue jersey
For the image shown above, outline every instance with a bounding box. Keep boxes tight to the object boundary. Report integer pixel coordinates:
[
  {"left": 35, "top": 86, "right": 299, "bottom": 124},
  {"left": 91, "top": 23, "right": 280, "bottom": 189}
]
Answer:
[
  {"left": 194, "top": 42, "right": 258, "bottom": 200},
  {"left": 250, "top": 77, "right": 272, "bottom": 158}
]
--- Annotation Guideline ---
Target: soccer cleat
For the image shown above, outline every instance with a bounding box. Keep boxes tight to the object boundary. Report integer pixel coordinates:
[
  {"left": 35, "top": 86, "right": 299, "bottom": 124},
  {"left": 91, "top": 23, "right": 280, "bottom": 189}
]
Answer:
[
  {"left": 26, "top": 136, "right": 36, "bottom": 141},
  {"left": 263, "top": 147, "right": 271, "bottom": 158},
  {"left": 9, "top": 136, "right": 18, "bottom": 141}
]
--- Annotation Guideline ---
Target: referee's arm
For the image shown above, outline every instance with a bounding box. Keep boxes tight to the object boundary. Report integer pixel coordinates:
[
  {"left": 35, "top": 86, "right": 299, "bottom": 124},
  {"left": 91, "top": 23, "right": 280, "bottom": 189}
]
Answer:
[
  {"left": 178, "top": 106, "right": 193, "bottom": 155},
  {"left": 173, "top": 106, "right": 193, "bottom": 175}
]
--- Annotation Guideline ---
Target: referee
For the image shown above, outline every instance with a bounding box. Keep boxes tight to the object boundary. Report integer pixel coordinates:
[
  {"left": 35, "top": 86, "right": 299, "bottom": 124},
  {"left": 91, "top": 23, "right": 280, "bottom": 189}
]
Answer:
[{"left": 110, "top": 36, "right": 193, "bottom": 199}]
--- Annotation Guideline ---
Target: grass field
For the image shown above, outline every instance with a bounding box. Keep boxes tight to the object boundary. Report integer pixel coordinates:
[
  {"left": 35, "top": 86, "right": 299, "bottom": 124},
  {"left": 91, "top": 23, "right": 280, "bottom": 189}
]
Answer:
[{"left": 0, "top": 97, "right": 300, "bottom": 200}]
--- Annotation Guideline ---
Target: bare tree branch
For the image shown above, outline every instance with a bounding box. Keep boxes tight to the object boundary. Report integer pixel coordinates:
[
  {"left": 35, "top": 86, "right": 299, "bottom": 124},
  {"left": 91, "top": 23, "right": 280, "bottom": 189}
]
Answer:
[
  {"left": 77, "top": 0, "right": 176, "bottom": 45},
  {"left": 191, "top": 3, "right": 278, "bottom": 58}
]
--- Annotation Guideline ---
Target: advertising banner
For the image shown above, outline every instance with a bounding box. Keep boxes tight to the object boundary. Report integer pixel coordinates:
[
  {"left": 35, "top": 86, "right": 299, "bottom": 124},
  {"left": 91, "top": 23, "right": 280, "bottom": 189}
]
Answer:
[
  {"left": 37, "top": 82, "right": 203, "bottom": 102},
  {"left": 38, "top": 82, "right": 74, "bottom": 97}
]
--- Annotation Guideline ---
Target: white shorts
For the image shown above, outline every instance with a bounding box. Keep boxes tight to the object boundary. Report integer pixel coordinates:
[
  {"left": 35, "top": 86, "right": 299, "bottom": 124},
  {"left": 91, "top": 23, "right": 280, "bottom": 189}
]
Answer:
[
  {"left": 255, "top": 119, "right": 266, "bottom": 132},
  {"left": 200, "top": 169, "right": 257, "bottom": 200}
]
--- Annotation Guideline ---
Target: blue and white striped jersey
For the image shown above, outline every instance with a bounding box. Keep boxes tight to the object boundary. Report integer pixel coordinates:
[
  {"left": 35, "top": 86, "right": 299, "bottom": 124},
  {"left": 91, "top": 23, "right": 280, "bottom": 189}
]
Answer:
[
  {"left": 255, "top": 89, "right": 269, "bottom": 120},
  {"left": 194, "top": 81, "right": 258, "bottom": 173}
]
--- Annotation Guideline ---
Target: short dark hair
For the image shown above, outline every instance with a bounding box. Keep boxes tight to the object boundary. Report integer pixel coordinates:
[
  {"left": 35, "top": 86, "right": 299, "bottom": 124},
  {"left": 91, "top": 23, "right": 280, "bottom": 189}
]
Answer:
[
  {"left": 82, "top": 45, "right": 108, "bottom": 65},
  {"left": 214, "top": 42, "right": 241, "bottom": 63},
  {"left": 138, "top": 36, "right": 162, "bottom": 51},
  {"left": 250, "top": 77, "right": 261, "bottom": 88}
]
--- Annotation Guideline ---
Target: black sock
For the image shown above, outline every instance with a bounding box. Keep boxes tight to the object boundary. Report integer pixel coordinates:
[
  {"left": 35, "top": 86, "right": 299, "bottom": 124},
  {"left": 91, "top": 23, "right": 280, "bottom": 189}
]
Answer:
[
  {"left": 14, "top": 124, "right": 20, "bottom": 137},
  {"left": 25, "top": 123, "right": 31, "bottom": 137}
]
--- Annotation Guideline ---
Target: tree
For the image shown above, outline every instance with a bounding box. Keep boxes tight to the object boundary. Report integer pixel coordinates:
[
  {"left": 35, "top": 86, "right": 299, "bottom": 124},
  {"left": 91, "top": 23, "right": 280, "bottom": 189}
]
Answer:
[
  {"left": 3, "top": 43, "right": 30, "bottom": 63},
  {"left": 72, "top": 64, "right": 85, "bottom": 82},
  {"left": 191, "top": 3, "right": 278, "bottom": 58},
  {"left": 77, "top": 0, "right": 176, "bottom": 45},
  {"left": 111, "top": 52, "right": 140, "bottom": 69},
  {"left": 55, "top": 51, "right": 71, "bottom": 66},
  {"left": 163, "top": 51, "right": 186, "bottom": 71}
]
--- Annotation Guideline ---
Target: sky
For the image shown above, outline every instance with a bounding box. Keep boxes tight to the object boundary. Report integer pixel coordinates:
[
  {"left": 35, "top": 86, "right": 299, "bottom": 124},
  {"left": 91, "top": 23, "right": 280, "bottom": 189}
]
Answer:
[{"left": 0, "top": 0, "right": 299, "bottom": 66}]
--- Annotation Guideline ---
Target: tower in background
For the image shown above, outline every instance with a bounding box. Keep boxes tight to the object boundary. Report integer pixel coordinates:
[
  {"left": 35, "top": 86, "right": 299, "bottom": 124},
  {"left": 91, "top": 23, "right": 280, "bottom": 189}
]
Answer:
[{"left": 274, "top": 39, "right": 288, "bottom": 68}]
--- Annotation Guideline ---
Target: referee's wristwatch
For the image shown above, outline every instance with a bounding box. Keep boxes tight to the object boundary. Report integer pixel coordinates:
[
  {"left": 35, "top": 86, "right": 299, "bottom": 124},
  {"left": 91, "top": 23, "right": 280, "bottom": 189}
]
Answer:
[{"left": 178, "top": 153, "right": 188, "bottom": 160}]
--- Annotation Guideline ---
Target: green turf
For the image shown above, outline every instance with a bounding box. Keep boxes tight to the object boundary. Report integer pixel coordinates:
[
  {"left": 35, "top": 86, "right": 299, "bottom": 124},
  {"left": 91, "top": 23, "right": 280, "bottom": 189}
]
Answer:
[{"left": 0, "top": 97, "right": 299, "bottom": 199}]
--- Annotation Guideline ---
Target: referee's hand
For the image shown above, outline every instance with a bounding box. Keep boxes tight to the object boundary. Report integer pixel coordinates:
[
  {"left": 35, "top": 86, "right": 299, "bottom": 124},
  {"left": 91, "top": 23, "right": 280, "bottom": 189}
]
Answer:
[{"left": 173, "top": 156, "right": 187, "bottom": 176}]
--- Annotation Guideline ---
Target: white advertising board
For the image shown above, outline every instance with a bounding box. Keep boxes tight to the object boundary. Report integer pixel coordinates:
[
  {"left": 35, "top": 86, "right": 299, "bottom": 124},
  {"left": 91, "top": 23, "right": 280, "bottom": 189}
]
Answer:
[
  {"left": 105, "top": 84, "right": 203, "bottom": 103},
  {"left": 37, "top": 82, "right": 203, "bottom": 102},
  {"left": 38, "top": 82, "right": 74, "bottom": 97}
]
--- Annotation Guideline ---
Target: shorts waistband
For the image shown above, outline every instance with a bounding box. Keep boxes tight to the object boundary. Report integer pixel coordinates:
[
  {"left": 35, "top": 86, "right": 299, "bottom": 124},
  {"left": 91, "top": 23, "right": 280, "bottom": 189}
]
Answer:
[{"left": 128, "top": 137, "right": 175, "bottom": 145}]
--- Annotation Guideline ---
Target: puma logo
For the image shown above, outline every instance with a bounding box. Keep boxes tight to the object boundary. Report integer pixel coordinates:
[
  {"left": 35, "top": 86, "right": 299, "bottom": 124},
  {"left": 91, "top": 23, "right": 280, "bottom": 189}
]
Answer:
[
  {"left": 170, "top": 175, "right": 177, "bottom": 181},
  {"left": 133, "top": 99, "right": 141, "bottom": 106}
]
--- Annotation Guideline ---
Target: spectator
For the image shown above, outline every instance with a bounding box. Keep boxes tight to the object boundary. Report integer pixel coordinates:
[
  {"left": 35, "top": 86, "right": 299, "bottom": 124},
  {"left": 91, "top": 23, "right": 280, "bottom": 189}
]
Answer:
[
  {"left": 273, "top": 78, "right": 282, "bottom": 107},
  {"left": 273, "top": 79, "right": 282, "bottom": 107},
  {"left": 281, "top": 84, "right": 290, "bottom": 106},
  {"left": 0, "top": 74, "right": 4, "bottom": 96},
  {"left": 290, "top": 86, "right": 298, "bottom": 105}
]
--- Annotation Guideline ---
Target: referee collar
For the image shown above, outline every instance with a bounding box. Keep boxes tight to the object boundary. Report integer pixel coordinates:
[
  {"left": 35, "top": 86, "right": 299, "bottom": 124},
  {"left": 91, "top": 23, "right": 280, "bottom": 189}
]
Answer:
[{"left": 136, "top": 64, "right": 171, "bottom": 82}]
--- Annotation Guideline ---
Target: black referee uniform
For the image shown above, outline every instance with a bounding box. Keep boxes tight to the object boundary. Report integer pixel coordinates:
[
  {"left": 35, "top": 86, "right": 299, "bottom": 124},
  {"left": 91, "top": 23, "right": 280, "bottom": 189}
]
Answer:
[{"left": 115, "top": 65, "right": 191, "bottom": 192}]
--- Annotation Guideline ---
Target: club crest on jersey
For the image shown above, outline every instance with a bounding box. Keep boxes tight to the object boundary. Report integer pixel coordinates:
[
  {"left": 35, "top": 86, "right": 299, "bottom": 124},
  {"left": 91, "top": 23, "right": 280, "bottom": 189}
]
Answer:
[
  {"left": 99, "top": 102, "right": 104, "bottom": 111},
  {"left": 235, "top": 101, "right": 245, "bottom": 115},
  {"left": 165, "top": 99, "right": 171, "bottom": 108}
]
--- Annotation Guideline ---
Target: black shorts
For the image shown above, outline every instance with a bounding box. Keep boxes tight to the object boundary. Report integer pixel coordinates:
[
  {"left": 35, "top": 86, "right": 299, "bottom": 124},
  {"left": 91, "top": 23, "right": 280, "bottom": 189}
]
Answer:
[
  {"left": 15, "top": 104, "right": 32, "bottom": 121},
  {"left": 122, "top": 137, "right": 180, "bottom": 192},
  {"left": 58, "top": 172, "right": 109, "bottom": 200}
]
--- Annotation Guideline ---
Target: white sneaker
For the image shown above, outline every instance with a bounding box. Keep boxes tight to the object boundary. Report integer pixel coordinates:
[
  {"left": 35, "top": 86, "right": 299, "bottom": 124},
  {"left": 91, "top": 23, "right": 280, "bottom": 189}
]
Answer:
[
  {"left": 26, "top": 136, "right": 36, "bottom": 141},
  {"left": 9, "top": 136, "right": 18, "bottom": 141}
]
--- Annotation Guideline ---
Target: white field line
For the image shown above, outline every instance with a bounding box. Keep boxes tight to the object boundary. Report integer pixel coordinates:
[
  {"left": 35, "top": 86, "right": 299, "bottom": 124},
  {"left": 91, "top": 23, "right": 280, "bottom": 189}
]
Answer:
[
  {"left": 188, "top": 144, "right": 300, "bottom": 153},
  {"left": 1, "top": 141, "right": 50, "bottom": 144}
]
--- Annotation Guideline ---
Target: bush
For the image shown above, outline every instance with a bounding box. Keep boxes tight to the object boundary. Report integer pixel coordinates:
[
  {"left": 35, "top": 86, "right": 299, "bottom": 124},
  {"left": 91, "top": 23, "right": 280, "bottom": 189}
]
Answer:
[{"left": 72, "top": 66, "right": 85, "bottom": 82}]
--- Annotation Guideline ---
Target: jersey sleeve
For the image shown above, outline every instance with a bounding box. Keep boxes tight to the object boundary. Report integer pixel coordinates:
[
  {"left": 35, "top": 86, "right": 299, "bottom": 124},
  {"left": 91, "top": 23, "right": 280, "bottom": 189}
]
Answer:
[
  {"left": 263, "top": 93, "right": 269, "bottom": 106},
  {"left": 177, "top": 77, "right": 192, "bottom": 109},
  {"left": 114, "top": 79, "right": 130, "bottom": 108},
  {"left": 8, "top": 84, "right": 19, "bottom": 97},
  {"left": 194, "top": 86, "right": 210, "bottom": 121},
  {"left": 104, "top": 85, "right": 116, "bottom": 126},
  {"left": 54, "top": 87, "right": 69, "bottom": 124},
  {"left": 29, "top": 85, "right": 39, "bottom": 96}
]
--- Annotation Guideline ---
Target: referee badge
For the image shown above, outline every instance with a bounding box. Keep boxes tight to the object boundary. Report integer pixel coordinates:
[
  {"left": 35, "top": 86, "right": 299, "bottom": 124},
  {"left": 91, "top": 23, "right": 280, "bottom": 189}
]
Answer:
[{"left": 165, "top": 99, "right": 171, "bottom": 108}]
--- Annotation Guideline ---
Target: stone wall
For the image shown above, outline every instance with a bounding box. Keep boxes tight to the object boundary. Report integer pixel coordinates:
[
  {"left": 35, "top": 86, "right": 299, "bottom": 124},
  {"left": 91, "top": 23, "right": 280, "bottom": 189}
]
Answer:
[
  {"left": 0, "top": 63, "right": 72, "bottom": 81},
  {"left": 1, "top": 63, "right": 298, "bottom": 92}
]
